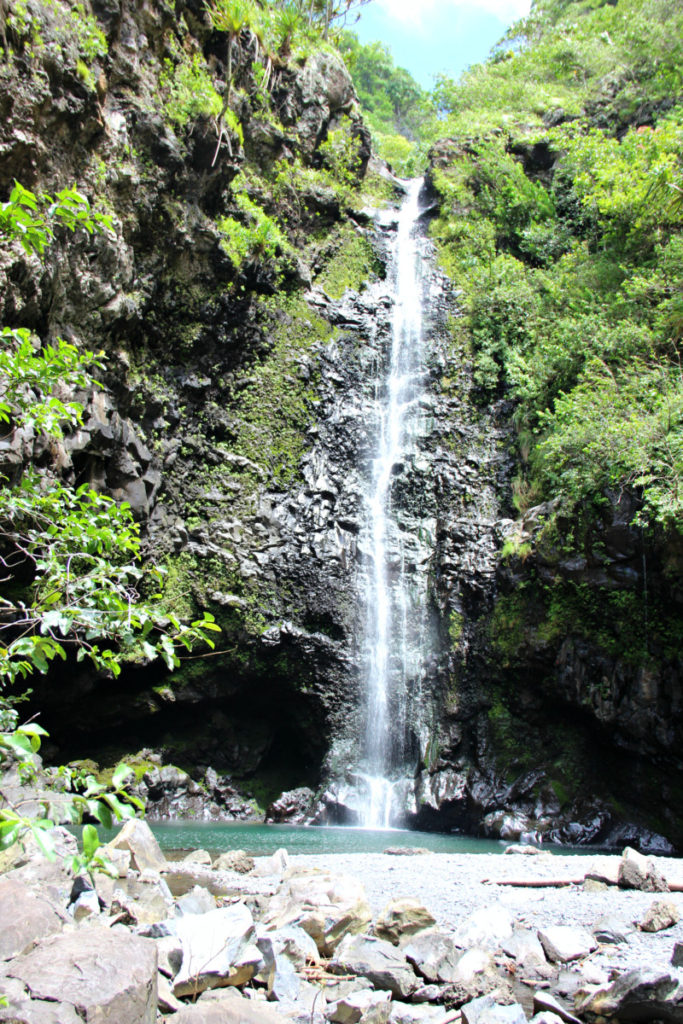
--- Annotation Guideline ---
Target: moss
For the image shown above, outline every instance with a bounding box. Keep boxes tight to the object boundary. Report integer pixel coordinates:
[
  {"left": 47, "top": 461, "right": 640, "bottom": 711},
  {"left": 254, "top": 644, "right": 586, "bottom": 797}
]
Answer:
[
  {"left": 316, "top": 223, "right": 383, "bottom": 299},
  {"left": 448, "top": 610, "right": 464, "bottom": 647}
]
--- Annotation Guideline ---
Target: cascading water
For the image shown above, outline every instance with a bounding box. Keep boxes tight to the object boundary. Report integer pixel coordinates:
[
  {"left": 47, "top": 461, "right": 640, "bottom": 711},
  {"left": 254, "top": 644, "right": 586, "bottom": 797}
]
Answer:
[{"left": 359, "top": 178, "right": 434, "bottom": 828}]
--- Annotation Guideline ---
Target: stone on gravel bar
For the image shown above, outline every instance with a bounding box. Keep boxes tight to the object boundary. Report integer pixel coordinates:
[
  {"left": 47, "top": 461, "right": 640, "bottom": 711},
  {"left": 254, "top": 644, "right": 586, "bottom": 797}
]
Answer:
[
  {"left": 461, "top": 994, "right": 527, "bottom": 1024},
  {"left": 575, "top": 969, "right": 683, "bottom": 1022},
  {"left": 617, "top": 847, "right": 668, "bottom": 892},
  {"left": 104, "top": 819, "right": 167, "bottom": 874},
  {"left": 0, "top": 878, "right": 65, "bottom": 959},
  {"left": 326, "top": 988, "right": 393, "bottom": 1024},
  {"left": 501, "top": 929, "right": 546, "bottom": 966},
  {"left": 180, "top": 849, "right": 212, "bottom": 866},
  {"left": 6, "top": 925, "right": 157, "bottom": 1024},
  {"left": 262, "top": 868, "right": 372, "bottom": 955},
  {"left": 172, "top": 902, "right": 261, "bottom": 997},
  {"left": 401, "top": 928, "right": 462, "bottom": 983},
  {"left": 640, "top": 899, "right": 680, "bottom": 932},
  {"left": 537, "top": 926, "right": 597, "bottom": 963},
  {"left": 672, "top": 943, "right": 683, "bottom": 968},
  {"left": 504, "top": 845, "right": 545, "bottom": 855},
  {"left": 213, "top": 850, "right": 254, "bottom": 873},
  {"left": 252, "top": 848, "right": 289, "bottom": 877},
  {"left": 591, "top": 914, "right": 633, "bottom": 944},
  {"left": 375, "top": 899, "right": 436, "bottom": 945},
  {"left": 384, "top": 848, "right": 430, "bottom": 856},
  {"left": 331, "top": 933, "right": 419, "bottom": 999}
]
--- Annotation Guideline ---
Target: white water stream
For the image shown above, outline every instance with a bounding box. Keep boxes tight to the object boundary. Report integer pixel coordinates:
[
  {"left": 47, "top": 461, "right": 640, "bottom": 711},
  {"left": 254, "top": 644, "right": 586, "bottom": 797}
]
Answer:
[{"left": 360, "top": 178, "right": 430, "bottom": 827}]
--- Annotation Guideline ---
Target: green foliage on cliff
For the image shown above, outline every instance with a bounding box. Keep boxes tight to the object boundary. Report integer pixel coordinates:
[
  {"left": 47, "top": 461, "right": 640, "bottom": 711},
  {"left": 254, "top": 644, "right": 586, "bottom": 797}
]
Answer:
[
  {"left": 428, "top": 0, "right": 683, "bottom": 536},
  {"left": 0, "top": 185, "right": 219, "bottom": 720}
]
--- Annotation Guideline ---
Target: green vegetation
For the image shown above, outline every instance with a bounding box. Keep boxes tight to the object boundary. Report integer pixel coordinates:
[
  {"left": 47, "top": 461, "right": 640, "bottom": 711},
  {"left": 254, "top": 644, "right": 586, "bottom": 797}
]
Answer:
[
  {"left": 340, "top": 32, "right": 430, "bottom": 175},
  {"left": 316, "top": 222, "right": 382, "bottom": 297},
  {"left": 425, "top": 0, "right": 683, "bottom": 541}
]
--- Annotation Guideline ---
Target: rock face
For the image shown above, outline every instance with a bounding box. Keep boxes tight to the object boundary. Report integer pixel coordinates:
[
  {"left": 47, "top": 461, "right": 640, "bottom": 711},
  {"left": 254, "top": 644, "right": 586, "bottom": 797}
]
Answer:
[
  {"left": 1, "top": 0, "right": 681, "bottom": 848},
  {"left": 6, "top": 927, "right": 158, "bottom": 1023}
]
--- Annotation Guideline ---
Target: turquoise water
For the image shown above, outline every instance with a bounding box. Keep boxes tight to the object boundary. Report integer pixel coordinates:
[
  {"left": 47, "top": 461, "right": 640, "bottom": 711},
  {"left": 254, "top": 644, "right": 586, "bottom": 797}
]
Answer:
[{"left": 97, "top": 820, "right": 518, "bottom": 856}]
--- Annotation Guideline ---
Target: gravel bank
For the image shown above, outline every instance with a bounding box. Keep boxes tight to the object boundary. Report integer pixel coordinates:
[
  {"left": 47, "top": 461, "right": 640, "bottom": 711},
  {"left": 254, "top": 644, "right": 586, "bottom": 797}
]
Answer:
[{"left": 290, "top": 850, "right": 683, "bottom": 980}]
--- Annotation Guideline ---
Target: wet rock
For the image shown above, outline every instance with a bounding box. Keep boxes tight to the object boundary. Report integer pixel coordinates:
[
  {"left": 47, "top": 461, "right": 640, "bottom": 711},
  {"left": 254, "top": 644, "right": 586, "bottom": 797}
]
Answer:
[
  {"left": 0, "top": 878, "right": 65, "bottom": 959},
  {"left": 327, "top": 988, "right": 393, "bottom": 1024},
  {"left": 640, "top": 899, "right": 680, "bottom": 932},
  {"left": 104, "top": 819, "right": 166, "bottom": 874},
  {"left": 266, "top": 787, "right": 315, "bottom": 823},
  {"left": 213, "top": 850, "right": 255, "bottom": 873},
  {"left": 618, "top": 847, "right": 669, "bottom": 892},
  {"left": 172, "top": 902, "right": 261, "bottom": 997},
  {"left": 375, "top": 899, "right": 436, "bottom": 945},
  {"left": 537, "top": 926, "right": 597, "bottom": 963},
  {"left": 401, "top": 929, "right": 461, "bottom": 984},
  {"left": 6, "top": 926, "right": 157, "bottom": 1023},
  {"left": 461, "top": 995, "right": 527, "bottom": 1024},
  {"left": 575, "top": 969, "right": 683, "bottom": 1022},
  {"left": 262, "top": 868, "right": 372, "bottom": 955},
  {"left": 330, "top": 933, "right": 419, "bottom": 999}
]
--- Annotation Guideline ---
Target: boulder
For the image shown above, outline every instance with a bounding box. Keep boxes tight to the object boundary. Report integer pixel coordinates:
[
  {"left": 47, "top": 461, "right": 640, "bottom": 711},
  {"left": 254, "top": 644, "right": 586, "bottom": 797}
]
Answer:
[
  {"left": 98, "top": 872, "right": 175, "bottom": 926},
  {"left": 0, "top": 878, "right": 65, "bottom": 959},
  {"left": 640, "top": 899, "right": 680, "bottom": 933},
  {"left": 6, "top": 926, "right": 157, "bottom": 1023},
  {"left": 375, "top": 899, "right": 436, "bottom": 945},
  {"left": 172, "top": 902, "right": 261, "bottom": 997},
  {"left": 533, "top": 991, "right": 582, "bottom": 1024},
  {"left": 575, "top": 969, "right": 683, "bottom": 1022},
  {"left": 176, "top": 884, "right": 217, "bottom": 916},
  {"left": 388, "top": 1004, "right": 448, "bottom": 1024},
  {"left": 591, "top": 915, "right": 633, "bottom": 944},
  {"left": 180, "top": 850, "right": 212, "bottom": 867},
  {"left": 617, "top": 847, "right": 668, "bottom": 892},
  {"left": 327, "top": 988, "right": 393, "bottom": 1024},
  {"left": 501, "top": 929, "right": 546, "bottom": 966},
  {"left": 213, "top": 850, "right": 255, "bottom": 874},
  {"left": 169, "top": 993, "right": 286, "bottom": 1023},
  {"left": 252, "top": 848, "right": 290, "bottom": 878},
  {"left": 0, "top": 995, "right": 83, "bottom": 1023},
  {"left": 330, "top": 933, "right": 418, "bottom": 1000},
  {"left": 266, "top": 787, "right": 315, "bottom": 823},
  {"left": 461, "top": 995, "right": 527, "bottom": 1024},
  {"left": 537, "top": 926, "right": 597, "bottom": 963},
  {"left": 262, "top": 868, "right": 372, "bottom": 955},
  {"left": 401, "top": 929, "right": 462, "bottom": 984},
  {"left": 104, "top": 819, "right": 167, "bottom": 874}
]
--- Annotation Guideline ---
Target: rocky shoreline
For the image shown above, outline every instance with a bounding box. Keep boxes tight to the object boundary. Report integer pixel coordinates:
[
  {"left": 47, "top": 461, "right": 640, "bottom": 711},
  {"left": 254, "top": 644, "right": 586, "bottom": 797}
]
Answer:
[{"left": 2, "top": 821, "right": 683, "bottom": 1023}]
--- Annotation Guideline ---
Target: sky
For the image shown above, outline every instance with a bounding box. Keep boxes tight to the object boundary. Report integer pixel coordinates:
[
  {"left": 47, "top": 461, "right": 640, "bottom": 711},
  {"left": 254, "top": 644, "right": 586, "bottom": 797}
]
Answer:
[{"left": 351, "top": 0, "right": 532, "bottom": 90}]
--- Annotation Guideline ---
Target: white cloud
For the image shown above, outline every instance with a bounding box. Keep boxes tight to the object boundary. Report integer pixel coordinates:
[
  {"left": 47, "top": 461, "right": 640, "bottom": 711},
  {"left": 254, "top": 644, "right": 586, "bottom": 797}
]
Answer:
[{"left": 374, "top": 0, "right": 531, "bottom": 31}]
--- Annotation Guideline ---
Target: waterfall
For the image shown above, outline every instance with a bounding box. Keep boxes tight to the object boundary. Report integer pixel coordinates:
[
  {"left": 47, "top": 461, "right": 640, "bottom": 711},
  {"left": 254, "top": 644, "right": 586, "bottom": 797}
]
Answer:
[{"left": 359, "top": 178, "right": 431, "bottom": 828}]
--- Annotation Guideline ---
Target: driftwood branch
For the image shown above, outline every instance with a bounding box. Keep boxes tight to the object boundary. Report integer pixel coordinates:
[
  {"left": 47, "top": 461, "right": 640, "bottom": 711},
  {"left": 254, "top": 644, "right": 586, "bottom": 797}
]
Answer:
[{"left": 482, "top": 876, "right": 683, "bottom": 892}]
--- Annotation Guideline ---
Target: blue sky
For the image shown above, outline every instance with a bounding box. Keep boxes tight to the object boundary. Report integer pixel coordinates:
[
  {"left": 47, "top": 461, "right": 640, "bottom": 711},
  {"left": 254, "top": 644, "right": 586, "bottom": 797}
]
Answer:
[{"left": 351, "top": 0, "right": 532, "bottom": 90}]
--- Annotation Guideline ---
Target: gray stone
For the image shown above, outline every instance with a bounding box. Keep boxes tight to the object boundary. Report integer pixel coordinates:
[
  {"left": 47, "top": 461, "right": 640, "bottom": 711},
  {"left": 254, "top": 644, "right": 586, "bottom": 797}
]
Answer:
[
  {"left": 375, "top": 899, "right": 436, "bottom": 945},
  {"left": 401, "top": 929, "right": 462, "bottom": 983},
  {"left": 575, "top": 969, "right": 683, "bottom": 1022},
  {"left": 640, "top": 899, "right": 680, "bottom": 932},
  {"left": 269, "top": 953, "right": 301, "bottom": 1002},
  {"left": 537, "top": 926, "right": 597, "bottom": 963},
  {"left": 104, "top": 819, "right": 167, "bottom": 874},
  {"left": 180, "top": 849, "right": 212, "bottom": 866},
  {"left": 252, "top": 848, "right": 290, "bottom": 878},
  {"left": 533, "top": 991, "right": 582, "bottom": 1024},
  {"left": 501, "top": 929, "right": 546, "bottom": 966},
  {"left": 0, "top": 878, "right": 65, "bottom": 959},
  {"left": 173, "top": 901, "right": 261, "bottom": 997},
  {"left": 213, "top": 850, "right": 255, "bottom": 874},
  {"left": 6, "top": 926, "right": 157, "bottom": 1023},
  {"left": 0, "top": 996, "right": 83, "bottom": 1024},
  {"left": 170, "top": 993, "right": 286, "bottom": 1023},
  {"left": 617, "top": 846, "right": 669, "bottom": 892},
  {"left": 262, "top": 868, "right": 372, "bottom": 955},
  {"left": 672, "top": 943, "right": 683, "bottom": 968},
  {"left": 70, "top": 888, "right": 101, "bottom": 921},
  {"left": 461, "top": 995, "right": 527, "bottom": 1024},
  {"left": 327, "top": 988, "right": 392, "bottom": 1023},
  {"left": 331, "top": 933, "right": 418, "bottom": 999},
  {"left": 591, "top": 914, "right": 633, "bottom": 944},
  {"left": 176, "top": 884, "right": 217, "bottom": 916},
  {"left": 388, "top": 1004, "right": 448, "bottom": 1024},
  {"left": 155, "top": 933, "right": 183, "bottom": 977}
]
